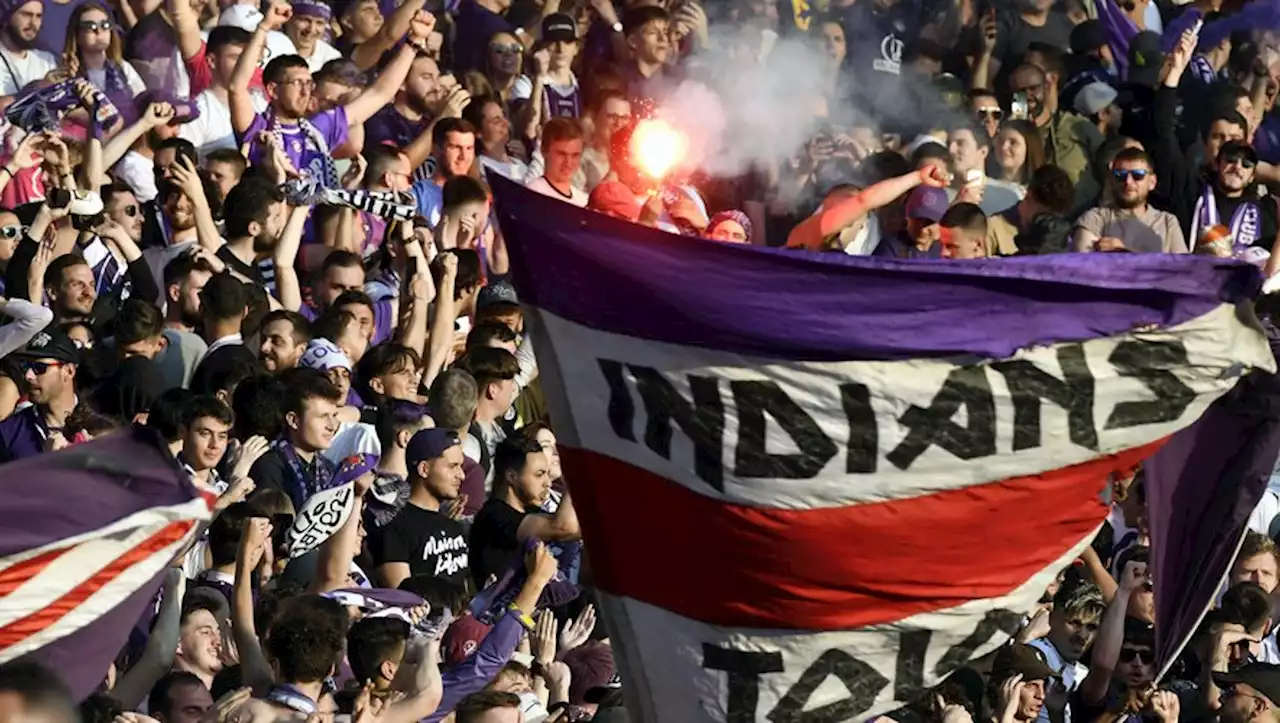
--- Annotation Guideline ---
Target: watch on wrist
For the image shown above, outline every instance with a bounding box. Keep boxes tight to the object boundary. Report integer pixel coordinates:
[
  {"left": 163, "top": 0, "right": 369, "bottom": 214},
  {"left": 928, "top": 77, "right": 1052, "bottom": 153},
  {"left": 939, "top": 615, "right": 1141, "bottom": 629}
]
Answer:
[{"left": 611, "top": 21, "right": 623, "bottom": 33}]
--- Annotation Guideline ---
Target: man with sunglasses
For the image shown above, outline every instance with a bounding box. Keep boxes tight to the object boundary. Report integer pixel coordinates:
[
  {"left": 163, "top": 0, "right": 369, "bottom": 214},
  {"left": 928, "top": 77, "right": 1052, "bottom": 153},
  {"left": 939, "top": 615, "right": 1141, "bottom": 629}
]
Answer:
[
  {"left": 1072, "top": 147, "right": 1187, "bottom": 253},
  {"left": 0, "top": 327, "right": 80, "bottom": 463},
  {"left": 1066, "top": 561, "right": 1161, "bottom": 723},
  {"left": 1216, "top": 663, "right": 1280, "bottom": 723},
  {"left": 1189, "top": 141, "right": 1278, "bottom": 253}
]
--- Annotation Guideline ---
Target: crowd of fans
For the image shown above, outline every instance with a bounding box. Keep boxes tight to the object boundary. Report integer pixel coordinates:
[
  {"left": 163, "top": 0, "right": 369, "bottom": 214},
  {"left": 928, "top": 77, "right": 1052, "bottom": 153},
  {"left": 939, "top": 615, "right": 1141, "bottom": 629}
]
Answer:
[{"left": 0, "top": 0, "right": 1277, "bottom": 720}]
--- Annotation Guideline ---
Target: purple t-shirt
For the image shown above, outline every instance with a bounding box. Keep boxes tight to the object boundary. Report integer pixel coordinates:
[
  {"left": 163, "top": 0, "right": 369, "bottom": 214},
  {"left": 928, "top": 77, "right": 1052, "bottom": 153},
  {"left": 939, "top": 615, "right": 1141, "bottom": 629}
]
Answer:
[
  {"left": 364, "top": 104, "right": 430, "bottom": 151},
  {"left": 241, "top": 106, "right": 350, "bottom": 182}
]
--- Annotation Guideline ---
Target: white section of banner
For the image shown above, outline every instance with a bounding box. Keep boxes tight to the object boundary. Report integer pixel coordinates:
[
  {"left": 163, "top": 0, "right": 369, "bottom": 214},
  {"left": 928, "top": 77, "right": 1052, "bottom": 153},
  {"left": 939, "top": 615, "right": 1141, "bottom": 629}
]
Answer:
[
  {"left": 531, "top": 302, "right": 1272, "bottom": 510},
  {"left": 288, "top": 482, "right": 357, "bottom": 558},
  {"left": 600, "top": 531, "right": 1095, "bottom": 723}
]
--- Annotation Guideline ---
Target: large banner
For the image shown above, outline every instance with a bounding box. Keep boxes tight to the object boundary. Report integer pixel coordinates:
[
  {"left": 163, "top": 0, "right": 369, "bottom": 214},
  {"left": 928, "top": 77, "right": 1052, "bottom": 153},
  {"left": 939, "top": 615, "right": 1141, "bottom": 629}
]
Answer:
[{"left": 492, "top": 177, "right": 1276, "bottom": 721}]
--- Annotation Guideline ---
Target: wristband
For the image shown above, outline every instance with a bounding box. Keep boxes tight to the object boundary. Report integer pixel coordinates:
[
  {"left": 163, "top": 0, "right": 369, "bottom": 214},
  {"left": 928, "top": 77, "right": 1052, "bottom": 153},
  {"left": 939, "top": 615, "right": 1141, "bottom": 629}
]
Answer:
[{"left": 507, "top": 603, "right": 536, "bottom": 631}]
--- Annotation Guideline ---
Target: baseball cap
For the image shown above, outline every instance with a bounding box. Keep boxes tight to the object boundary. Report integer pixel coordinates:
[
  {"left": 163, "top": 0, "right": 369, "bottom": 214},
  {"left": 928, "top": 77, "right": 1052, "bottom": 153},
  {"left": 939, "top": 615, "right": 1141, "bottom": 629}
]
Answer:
[
  {"left": 17, "top": 327, "right": 81, "bottom": 364},
  {"left": 1127, "top": 32, "right": 1165, "bottom": 88},
  {"left": 1074, "top": 82, "right": 1119, "bottom": 117},
  {"left": 991, "top": 643, "right": 1058, "bottom": 683},
  {"left": 443, "top": 613, "right": 493, "bottom": 666},
  {"left": 1215, "top": 662, "right": 1280, "bottom": 705},
  {"left": 405, "top": 428, "right": 461, "bottom": 468},
  {"left": 584, "top": 671, "right": 623, "bottom": 704},
  {"left": 475, "top": 281, "right": 519, "bottom": 310},
  {"left": 1070, "top": 20, "right": 1107, "bottom": 54},
  {"left": 218, "top": 3, "right": 262, "bottom": 31},
  {"left": 300, "top": 339, "right": 353, "bottom": 373},
  {"left": 541, "top": 12, "right": 577, "bottom": 43},
  {"left": 905, "top": 186, "right": 949, "bottom": 223},
  {"left": 563, "top": 641, "right": 615, "bottom": 705}
]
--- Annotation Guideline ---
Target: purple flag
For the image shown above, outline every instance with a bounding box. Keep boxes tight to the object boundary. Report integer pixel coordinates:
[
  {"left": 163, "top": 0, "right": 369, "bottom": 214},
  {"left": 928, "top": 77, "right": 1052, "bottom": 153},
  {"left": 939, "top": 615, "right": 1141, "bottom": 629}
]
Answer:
[{"left": 1147, "top": 364, "right": 1280, "bottom": 678}]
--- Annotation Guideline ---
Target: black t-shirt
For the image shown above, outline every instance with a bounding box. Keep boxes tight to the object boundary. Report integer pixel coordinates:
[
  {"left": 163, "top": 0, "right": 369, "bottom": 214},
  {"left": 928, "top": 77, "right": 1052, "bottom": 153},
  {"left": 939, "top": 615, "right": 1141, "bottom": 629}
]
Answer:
[
  {"left": 190, "top": 342, "right": 259, "bottom": 396},
  {"left": 468, "top": 498, "right": 526, "bottom": 588},
  {"left": 1217, "top": 192, "right": 1279, "bottom": 250},
  {"left": 373, "top": 503, "right": 469, "bottom": 586},
  {"left": 216, "top": 247, "right": 265, "bottom": 285},
  {"left": 994, "top": 11, "right": 1074, "bottom": 68}
]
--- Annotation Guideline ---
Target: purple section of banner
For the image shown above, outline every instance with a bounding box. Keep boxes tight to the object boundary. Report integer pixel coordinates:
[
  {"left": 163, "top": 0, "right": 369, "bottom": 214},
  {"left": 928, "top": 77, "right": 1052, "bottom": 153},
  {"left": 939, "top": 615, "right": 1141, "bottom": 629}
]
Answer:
[
  {"left": 0, "top": 426, "right": 199, "bottom": 700},
  {"left": 0, "top": 426, "right": 197, "bottom": 555},
  {"left": 1147, "top": 367, "right": 1280, "bottom": 674},
  {"left": 491, "top": 176, "right": 1261, "bottom": 362}
]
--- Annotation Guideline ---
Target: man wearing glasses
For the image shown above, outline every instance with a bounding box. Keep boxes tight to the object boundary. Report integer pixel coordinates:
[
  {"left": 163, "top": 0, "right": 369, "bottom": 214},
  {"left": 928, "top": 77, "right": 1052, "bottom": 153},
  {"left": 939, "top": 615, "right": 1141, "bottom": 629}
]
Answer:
[
  {"left": 1009, "top": 62, "right": 1102, "bottom": 186},
  {"left": 0, "top": 328, "right": 80, "bottom": 462},
  {"left": 1217, "top": 662, "right": 1280, "bottom": 723},
  {"left": 1071, "top": 147, "right": 1187, "bottom": 253}
]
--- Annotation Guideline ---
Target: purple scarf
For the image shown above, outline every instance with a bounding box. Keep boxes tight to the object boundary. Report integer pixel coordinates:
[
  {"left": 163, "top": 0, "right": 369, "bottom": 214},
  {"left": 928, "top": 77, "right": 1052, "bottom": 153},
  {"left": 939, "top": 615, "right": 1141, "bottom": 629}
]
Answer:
[{"left": 274, "top": 437, "right": 337, "bottom": 511}]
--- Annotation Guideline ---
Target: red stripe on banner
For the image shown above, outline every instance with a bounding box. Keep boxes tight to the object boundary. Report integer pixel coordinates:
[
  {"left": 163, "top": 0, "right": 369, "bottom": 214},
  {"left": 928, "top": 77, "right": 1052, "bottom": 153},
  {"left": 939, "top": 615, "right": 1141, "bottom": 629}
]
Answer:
[
  {"left": 0, "top": 547, "right": 74, "bottom": 598},
  {"left": 0, "top": 520, "right": 195, "bottom": 649},
  {"left": 562, "top": 443, "right": 1163, "bottom": 630}
]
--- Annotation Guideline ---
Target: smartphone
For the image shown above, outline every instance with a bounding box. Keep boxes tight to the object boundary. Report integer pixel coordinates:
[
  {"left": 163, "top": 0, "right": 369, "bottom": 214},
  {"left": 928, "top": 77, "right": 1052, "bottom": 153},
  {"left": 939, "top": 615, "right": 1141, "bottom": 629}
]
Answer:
[
  {"left": 47, "top": 188, "right": 70, "bottom": 210},
  {"left": 1011, "top": 91, "right": 1030, "bottom": 121}
]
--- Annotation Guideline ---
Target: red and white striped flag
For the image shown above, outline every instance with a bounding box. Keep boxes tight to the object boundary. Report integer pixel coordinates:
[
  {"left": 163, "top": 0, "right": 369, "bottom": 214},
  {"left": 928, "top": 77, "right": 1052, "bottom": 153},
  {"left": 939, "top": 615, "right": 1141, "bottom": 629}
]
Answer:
[
  {"left": 0, "top": 427, "right": 209, "bottom": 699},
  {"left": 493, "top": 178, "right": 1276, "bottom": 721}
]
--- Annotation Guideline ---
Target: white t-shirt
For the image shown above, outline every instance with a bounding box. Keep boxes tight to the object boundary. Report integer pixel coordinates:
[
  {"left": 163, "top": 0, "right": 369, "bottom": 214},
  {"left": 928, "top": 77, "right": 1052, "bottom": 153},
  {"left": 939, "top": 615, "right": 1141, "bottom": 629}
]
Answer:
[
  {"left": 301, "top": 40, "right": 343, "bottom": 73},
  {"left": 0, "top": 46, "right": 57, "bottom": 96},
  {"left": 116, "top": 150, "right": 158, "bottom": 202},
  {"left": 525, "top": 176, "right": 587, "bottom": 207},
  {"left": 181, "top": 88, "right": 268, "bottom": 159},
  {"left": 85, "top": 61, "right": 148, "bottom": 98}
]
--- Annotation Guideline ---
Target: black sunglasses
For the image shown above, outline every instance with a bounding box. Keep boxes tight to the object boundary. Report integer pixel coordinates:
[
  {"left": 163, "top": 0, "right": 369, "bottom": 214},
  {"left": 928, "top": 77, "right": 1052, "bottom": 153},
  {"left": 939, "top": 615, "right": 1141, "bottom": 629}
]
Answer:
[
  {"left": 1118, "top": 648, "right": 1150, "bottom": 664},
  {"left": 1223, "top": 154, "right": 1258, "bottom": 169},
  {"left": 20, "top": 360, "right": 64, "bottom": 375}
]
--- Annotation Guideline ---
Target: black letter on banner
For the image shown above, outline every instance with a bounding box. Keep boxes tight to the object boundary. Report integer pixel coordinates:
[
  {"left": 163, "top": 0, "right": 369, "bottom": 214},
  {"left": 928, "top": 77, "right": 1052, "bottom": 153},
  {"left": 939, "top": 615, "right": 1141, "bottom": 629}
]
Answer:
[
  {"left": 933, "top": 609, "right": 1025, "bottom": 678},
  {"left": 894, "top": 630, "right": 932, "bottom": 701},
  {"left": 768, "top": 649, "right": 889, "bottom": 722},
  {"left": 599, "top": 359, "right": 636, "bottom": 442},
  {"left": 630, "top": 365, "right": 725, "bottom": 491},
  {"left": 1103, "top": 340, "right": 1196, "bottom": 430},
  {"left": 732, "top": 380, "right": 836, "bottom": 479},
  {"left": 992, "top": 344, "right": 1098, "bottom": 452},
  {"left": 841, "top": 383, "right": 878, "bottom": 473},
  {"left": 702, "top": 644, "right": 784, "bottom": 723},
  {"left": 887, "top": 366, "right": 997, "bottom": 470}
]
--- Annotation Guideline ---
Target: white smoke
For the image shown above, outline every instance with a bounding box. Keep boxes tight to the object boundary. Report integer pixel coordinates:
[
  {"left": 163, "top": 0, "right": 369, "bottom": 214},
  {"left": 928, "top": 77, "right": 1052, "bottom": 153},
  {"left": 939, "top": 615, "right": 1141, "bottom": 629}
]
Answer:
[
  {"left": 651, "top": 29, "right": 966, "bottom": 179},
  {"left": 656, "top": 33, "right": 837, "bottom": 177}
]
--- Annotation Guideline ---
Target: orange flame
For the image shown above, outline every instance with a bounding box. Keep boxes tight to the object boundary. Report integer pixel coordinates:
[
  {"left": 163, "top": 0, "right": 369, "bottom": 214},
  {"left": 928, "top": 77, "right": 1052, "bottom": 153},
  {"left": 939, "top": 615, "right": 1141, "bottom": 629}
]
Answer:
[{"left": 631, "top": 118, "right": 687, "bottom": 181}]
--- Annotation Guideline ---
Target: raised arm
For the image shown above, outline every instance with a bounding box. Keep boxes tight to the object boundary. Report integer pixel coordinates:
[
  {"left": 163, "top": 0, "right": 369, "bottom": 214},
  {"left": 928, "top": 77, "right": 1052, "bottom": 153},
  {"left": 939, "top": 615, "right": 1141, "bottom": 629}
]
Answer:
[
  {"left": 231, "top": 2, "right": 291, "bottom": 136},
  {"left": 168, "top": 0, "right": 206, "bottom": 61},
  {"left": 272, "top": 205, "right": 309, "bottom": 312},
  {"left": 232, "top": 517, "right": 276, "bottom": 693},
  {"left": 350, "top": 0, "right": 428, "bottom": 70},
  {"left": 103, "top": 103, "right": 175, "bottom": 170},
  {"left": 344, "top": 23, "right": 429, "bottom": 126},
  {"left": 421, "top": 253, "right": 456, "bottom": 389},
  {"left": 170, "top": 155, "right": 224, "bottom": 253},
  {"left": 395, "top": 226, "right": 434, "bottom": 358},
  {"left": 1077, "top": 561, "right": 1143, "bottom": 704},
  {"left": 786, "top": 166, "right": 947, "bottom": 250},
  {"left": 517, "top": 489, "right": 579, "bottom": 543},
  {"left": 111, "top": 569, "right": 184, "bottom": 708}
]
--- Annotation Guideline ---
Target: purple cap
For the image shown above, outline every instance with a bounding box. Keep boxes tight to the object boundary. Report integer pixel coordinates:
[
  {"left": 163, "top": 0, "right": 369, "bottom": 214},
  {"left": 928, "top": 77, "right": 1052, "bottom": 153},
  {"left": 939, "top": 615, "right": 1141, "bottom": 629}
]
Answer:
[
  {"left": 333, "top": 453, "right": 378, "bottom": 487},
  {"left": 905, "top": 186, "right": 949, "bottom": 223},
  {"left": 405, "top": 428, "right": 461, "bottom": 467}
]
